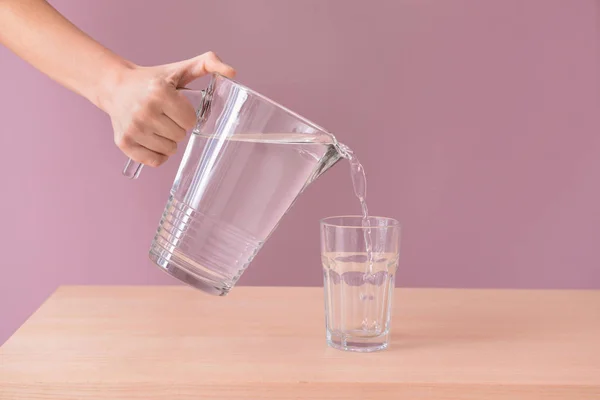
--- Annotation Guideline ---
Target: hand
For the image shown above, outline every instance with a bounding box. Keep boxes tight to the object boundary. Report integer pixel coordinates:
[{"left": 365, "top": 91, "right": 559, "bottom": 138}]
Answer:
[
  {"left": 102, "top": 51, "right": 236, "bottom": 167},
  {"left": 1, "top": 2, "right": 236, "bottom": 167}
]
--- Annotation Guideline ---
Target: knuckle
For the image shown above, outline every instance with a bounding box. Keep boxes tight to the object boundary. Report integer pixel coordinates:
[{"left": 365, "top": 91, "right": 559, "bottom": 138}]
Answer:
[
  {"left": 132, "top": 111, "right": 151, "bottom": 132},
  {"left": 148, "top": 91, "right": 165, "bottom": 109},
  {"left": 180, "top": 107, "right": 197, "bottom": 130},
  {"left": 175, "top": 127, "right": 187, "bottom": 142},
  {"left": 144, "top": 96, "right": 163, "bottom": 114},
  {"left": 147, "top": 78, "right": 166, "bottom": 94},
  {"left": 204, "top": 50, "right": 218, "bottom": 60},
  {"left": 167, "top": 142, "right": 178, "bottom": 156},
  {"left": 183, "top": 117, "right": 196, "bottom": 131},
  {"left": 144, "top": 98, "right": 160, "bottom": 113},
  {"left": 125, "top": 125, "right": 144, "bottom": 140},
  {"left": 146, "top": 155, "right": 167, "bottom": 168},
  {"left": 114, "top": 135, "right": 128, "bottom": 150},
  {"left": 146, "top": 81, "right": 168, "bottom": 106}
]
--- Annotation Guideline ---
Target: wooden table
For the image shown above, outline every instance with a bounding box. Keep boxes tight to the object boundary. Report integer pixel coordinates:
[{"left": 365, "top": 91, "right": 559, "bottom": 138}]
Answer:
[{"left": 1, "top": 286, "right": 599, "bottom": 399}]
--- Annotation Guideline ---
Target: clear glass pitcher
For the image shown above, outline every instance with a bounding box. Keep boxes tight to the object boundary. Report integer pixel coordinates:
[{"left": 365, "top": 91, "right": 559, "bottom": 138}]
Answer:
[{"left": 122, "top": 74, "right": 342, "bottom": 295}]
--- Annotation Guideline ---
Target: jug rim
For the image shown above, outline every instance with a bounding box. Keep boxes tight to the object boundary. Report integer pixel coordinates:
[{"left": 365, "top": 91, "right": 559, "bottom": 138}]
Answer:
[
  {"left": 320, "top": 215, "right": 401, "bottom": 228},
  {"left": 213, "top": 73, "right": 332, "bottom": 135}
]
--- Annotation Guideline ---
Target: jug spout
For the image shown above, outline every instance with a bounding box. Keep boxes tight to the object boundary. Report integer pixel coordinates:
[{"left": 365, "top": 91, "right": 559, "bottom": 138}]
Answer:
[{"left": 310, "top": 143, "right": 343, "bottom": 184}]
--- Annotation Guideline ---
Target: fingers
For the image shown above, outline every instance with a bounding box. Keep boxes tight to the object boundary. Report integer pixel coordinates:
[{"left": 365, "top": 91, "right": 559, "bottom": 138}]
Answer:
[
  {"left": 160, "top": 90, "right": 197, "bottom": 131},
  {"left": 152, "top": 112, "right": 188, "bottom": 142},
  {"left": 115, "top": 117, "right": 179, "bottom": 167},
  {"left": 161, "top": 50, "right": 235, "bottom": 129},
  {"left": 169, "top": 51, "right": 236, "bottom": 87},
  {"left": 136, "top": 132, "right": 178, "bottom": 157},
  {"left": 111, "top": 51, "right": 236, "bottom": 168},
  {"left": 193, "top": 51, "right": 236, "bottom": 79},
  {"left": 113, "top": 82, "right": 192, "bottom": 166},
  {"left": 118, "top": 137, "right": 168, "bottom": 168}
]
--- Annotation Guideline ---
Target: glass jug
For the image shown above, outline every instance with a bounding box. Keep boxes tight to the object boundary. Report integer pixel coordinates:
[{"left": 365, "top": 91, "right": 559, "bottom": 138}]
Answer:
[{"left": 122, "top": 74, "right": 341, "bottom": 295}]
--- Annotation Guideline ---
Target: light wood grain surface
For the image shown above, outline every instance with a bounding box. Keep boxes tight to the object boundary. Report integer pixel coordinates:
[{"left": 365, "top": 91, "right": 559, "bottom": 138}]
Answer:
[{"left": 1, "top": 286, "right": 599, "bottom": 399}]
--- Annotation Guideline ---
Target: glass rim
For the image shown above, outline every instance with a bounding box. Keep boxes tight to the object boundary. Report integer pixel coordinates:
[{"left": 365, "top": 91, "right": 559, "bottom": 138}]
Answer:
[
  {"left": 212, "top": 73, "right": 332, "bottom": 136},
  {"left": 320, "top": 215, "right": 400, "bottom": 229}
]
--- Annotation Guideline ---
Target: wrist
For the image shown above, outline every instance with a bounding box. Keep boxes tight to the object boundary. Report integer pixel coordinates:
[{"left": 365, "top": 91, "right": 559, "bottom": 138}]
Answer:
[{"left": 94, "top": 56, "right": 136, "bottom": 114}]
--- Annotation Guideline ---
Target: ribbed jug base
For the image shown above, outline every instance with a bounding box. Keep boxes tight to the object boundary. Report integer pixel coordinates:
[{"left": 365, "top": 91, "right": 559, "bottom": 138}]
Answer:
[
  {"left": 147, "top": 195, "right": 262, "bottom": 296},
  {"left": 149, "top": 251, "right": 231, "bottom": 296}
]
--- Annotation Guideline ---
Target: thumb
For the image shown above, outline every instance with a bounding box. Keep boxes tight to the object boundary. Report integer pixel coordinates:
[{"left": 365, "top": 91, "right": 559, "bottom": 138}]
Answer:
[{"left": 166, "top": 51, "right": 236, "bottom": 88}]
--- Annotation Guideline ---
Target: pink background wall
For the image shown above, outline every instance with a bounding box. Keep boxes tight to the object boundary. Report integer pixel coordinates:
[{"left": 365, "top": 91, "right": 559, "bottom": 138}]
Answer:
[{"left": 1, "top": 0, "right": 598, "bottom": 344}]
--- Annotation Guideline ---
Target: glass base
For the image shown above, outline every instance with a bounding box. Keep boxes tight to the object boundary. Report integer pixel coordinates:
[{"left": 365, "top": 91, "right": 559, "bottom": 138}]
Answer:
[
  {"left": 327, "top": 330, "right": 390, "bottom": 352},
  {"left": 149, "top": 250, "right": 231, "bottom": 296}
]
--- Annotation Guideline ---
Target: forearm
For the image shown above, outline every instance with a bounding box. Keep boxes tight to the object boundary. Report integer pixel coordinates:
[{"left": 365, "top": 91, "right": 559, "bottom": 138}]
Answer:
[{"left": 0, "top": 0, "right": 132, "bottom": 111}]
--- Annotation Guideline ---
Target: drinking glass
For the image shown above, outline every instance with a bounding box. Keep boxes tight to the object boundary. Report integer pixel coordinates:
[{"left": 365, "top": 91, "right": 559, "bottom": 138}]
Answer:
[{"left": 321, "top": 216, "right": 401, "bottom": 352}]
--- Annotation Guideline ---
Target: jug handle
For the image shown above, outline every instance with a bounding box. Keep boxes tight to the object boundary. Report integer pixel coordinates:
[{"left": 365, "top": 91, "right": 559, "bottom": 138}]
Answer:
[{"left": 121, "top": 89, "right": 206, "bottom": 179}]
